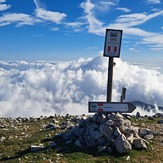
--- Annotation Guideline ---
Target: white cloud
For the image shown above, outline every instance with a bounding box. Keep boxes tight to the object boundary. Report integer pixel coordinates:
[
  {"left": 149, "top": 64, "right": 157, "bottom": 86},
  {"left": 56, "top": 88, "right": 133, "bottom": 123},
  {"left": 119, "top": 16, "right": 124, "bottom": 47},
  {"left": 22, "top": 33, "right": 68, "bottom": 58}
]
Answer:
[
  {"left": 0, "top": 21, "right": 10, "bottom": 26},
  {"left": 129, "top": 47, "right": 140, "bottom": 52},
  {"left": 0, "top": 0, "right": 10, "bottom": 11},
  {"left": 0, "top": 4, "right": 10, "bottom": 11},
  {"left": 65, "top": 21, "right": 86, "bottom": 30},
  {"left": 51, "top": 27, "right": 59, "bottom": 31},
  {"left": 117, "top": 7, "right": 131, "bottom": 13},
  {"left": 0, "top": 57, "right": 163, "bottom": 117},
  {"left": 151, "top": 8, "right": 161, "bottom": 12},
  {"left": 80, "top": 0, "right": 104, "bottom": 35},
  {"left": 33, "top": 0, "right": 66, "bottom": 24},
  {"left": 150, "top": 47, "right": 163, "bottom": 50},
  {"left": 33, "top": 0, "right": 40, "bottom": 9},
  {"left": 139, "top": 34, "right": 163, "bottom": 50},
  {"left": 0, "top": 13, "right": 40, "bottom": 26},
  {"left": 115, "top": 11, "right": 163, "bottom": 27},
  {"left": 143, "top": 35, "right": 163, "bottom": 45},
  {"left": 84, "top": 46, "right": 98, "bottom": 50},
  {"left": 0, "top": 0, "right": 67, "bottom": 26},
  {"left": 147, "top": 0, "right": 160, "bottom": 4},
  {"left": 0, "top": 0, "right": 6, "bottom": 3},
  {"left": 100, "top": 1, "right": 115, "bottom": 6},
  {"left": 95, "top": 0, "right": 116, "bottom": 12},
  {"left": 35, "top": 8, "right": 66, "bottom": 24}
]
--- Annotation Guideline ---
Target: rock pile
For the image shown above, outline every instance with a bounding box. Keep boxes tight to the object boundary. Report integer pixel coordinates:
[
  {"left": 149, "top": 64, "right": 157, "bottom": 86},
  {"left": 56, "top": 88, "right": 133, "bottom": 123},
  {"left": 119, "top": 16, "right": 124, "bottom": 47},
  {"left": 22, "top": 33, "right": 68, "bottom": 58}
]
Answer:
[{"left": 59, "top": 113, "right": 153, "bottom": 154}]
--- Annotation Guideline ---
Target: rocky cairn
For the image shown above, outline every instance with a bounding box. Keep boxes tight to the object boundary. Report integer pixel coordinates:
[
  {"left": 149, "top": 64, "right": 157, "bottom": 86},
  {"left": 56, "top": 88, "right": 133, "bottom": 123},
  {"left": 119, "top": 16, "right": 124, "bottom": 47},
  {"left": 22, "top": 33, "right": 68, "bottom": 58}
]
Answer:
[{"left": 58, "top": 113, "right": 153, "bottom": 154}]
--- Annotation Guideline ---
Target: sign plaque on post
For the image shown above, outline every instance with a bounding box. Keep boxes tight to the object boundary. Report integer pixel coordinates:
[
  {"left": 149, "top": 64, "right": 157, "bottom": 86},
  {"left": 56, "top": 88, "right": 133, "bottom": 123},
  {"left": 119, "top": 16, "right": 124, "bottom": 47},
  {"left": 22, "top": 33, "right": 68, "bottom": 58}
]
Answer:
[
  {"left": 103, "top": 29, "right": 123, "bottom": 58},
  {"left": 88, "top": 28, "right": 136, "bottom": 114},
  {"left": 89, "top": 102, "right": 136, "bottom": 113}
]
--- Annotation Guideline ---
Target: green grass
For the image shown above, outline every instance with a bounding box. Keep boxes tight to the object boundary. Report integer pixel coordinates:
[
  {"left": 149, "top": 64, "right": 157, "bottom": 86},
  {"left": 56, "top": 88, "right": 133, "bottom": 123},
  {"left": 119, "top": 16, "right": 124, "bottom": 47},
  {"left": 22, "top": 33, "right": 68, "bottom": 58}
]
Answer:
[{"left": 0, "top": 116, "right": 163, "bottom": 163}]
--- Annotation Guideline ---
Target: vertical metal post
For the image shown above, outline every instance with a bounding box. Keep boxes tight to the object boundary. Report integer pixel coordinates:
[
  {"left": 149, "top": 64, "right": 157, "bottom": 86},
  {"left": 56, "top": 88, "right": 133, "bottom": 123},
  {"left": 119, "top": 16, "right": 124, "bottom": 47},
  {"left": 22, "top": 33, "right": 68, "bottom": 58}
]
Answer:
[{"left": 107, "top": 57, "right": 114, "bottom": 102}]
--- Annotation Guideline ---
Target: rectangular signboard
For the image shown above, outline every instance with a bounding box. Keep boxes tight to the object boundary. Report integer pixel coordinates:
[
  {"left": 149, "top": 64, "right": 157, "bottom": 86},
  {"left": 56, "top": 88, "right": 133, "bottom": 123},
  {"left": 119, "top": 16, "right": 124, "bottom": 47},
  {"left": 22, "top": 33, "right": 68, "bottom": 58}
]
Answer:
[
  {"left": 88, "top": 102, "right": 135, "bottom": 113},
  {"left": 103, "top": 29, "right": 123, "bottom": 58}
]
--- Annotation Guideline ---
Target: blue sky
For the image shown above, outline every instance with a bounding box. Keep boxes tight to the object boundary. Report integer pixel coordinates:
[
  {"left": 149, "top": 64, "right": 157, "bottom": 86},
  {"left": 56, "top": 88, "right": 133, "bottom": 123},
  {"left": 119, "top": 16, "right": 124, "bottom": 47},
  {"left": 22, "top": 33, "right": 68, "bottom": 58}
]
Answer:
[{"left": 0, "top": 0, "right": 163, "bottom": 63}]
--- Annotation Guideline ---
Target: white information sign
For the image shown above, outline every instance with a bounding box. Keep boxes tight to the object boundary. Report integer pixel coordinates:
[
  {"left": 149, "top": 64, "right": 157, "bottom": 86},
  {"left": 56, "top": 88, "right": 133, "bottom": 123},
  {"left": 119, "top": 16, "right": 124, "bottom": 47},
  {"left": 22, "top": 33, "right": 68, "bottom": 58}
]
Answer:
[
  {"left": 88, "top": 102, "right": 135, "bottom": 113},
  {"left": 103, "top": 29, "right": 123, "bottom": 58}
]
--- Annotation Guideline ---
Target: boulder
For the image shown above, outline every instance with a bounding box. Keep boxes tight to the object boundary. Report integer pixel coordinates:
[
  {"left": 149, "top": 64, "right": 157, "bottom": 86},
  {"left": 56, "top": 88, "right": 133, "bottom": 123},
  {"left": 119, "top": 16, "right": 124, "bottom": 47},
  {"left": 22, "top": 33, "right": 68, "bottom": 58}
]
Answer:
[
  {"left": 45, "top": 123, "right": 55, "bottom": 130},
  {"left": 157, "top": 119, "right": 163, "bottom": 124},
  {"left": 97, "top": 137, "right": 106, "bottom": 146},
  {"left": 114, "top": 126, "right": 122, "bottom": 137},
  {"left": 75, "top": 139, "right": 82, "bottom": 147},
  {"left": 144, "top": 134, "right": 154, "bottom": 140},
  {"left": 133, "top": 138, "right": 147, "bottom": 149},
  {"left": 105, "top": 120, "right": 114, "bottom": 126},
  {"left": 115, "top": 134, "right": 132, "bottom": 154},
  {"left": 63, "top": 129, "right": 76, "bottom": 141},
  {"left": 99, "top": 124, "right": 113, "bottom": 138},
  {"left": 91, "top": 130, "right": 103, "bottom": 140},
  {"left": 74, "top": 127, "right": 84, "bottom": 137}
]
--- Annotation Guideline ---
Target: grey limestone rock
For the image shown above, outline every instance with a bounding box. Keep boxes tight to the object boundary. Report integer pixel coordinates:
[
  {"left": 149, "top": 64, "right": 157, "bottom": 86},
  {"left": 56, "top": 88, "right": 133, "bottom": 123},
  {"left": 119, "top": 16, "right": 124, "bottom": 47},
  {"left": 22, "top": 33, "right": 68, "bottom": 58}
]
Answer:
[
  {"left": 75, "top": 139, "right": 82, "bottom": 147},
  {"left": 91, "top": 130, "right": 103, "bottom": 140},
  {"left": 105, "top": 120, "right": 114, "bottom": 126},
  {"left": 115, "top": 134, "right": 132, "bottom": 154},
  {"left": 157, "top": 119, "right": 163, "bottom": 124},
  {"left": 99, "top": 124, "right": 113, "bottom": 138},
  {"left": 133, "top": 138, "right": 147, "bottom": 149},
  {"left": 144, "top": 134, "right": 154, "bottom": 140}
]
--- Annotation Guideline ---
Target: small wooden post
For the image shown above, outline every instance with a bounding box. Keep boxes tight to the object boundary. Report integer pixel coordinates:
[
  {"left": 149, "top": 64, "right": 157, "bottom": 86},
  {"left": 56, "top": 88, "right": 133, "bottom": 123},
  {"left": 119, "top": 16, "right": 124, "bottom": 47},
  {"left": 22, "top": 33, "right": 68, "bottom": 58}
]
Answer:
[{"left": 120, "top": 87, "right": 126, "bottom": 102}]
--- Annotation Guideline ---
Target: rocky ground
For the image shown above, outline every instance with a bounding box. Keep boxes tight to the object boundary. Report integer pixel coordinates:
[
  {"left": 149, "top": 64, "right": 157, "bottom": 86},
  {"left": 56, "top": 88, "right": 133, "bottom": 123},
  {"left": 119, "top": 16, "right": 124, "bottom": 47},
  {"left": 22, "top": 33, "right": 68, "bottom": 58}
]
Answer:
[{"left": 0, "top": 112, "right": 163, "bottom": 163}]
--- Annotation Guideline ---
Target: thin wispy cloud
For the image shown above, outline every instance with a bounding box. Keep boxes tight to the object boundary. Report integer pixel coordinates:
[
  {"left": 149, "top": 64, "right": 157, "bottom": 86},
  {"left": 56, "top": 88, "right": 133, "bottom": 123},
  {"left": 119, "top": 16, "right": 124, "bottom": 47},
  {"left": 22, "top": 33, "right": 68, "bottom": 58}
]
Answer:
[
  {"left": 80, "top": 0, "right": 104, "bottom": 35},
  {"left": 0, "top": 3, "right": 10, "bottom": 11},
  {"left": 115, "top": 11, "right": 163, "bottom": 27},
  {"left": 151, "top": 8, "right": 161, "bottom": 12},
  {"left": 35, "top": 8, "right": 66, "bottom": 24},
  {"left": 147, "top": 0, "right": 161, "bottom": 4},
  {"left": 0, "top": 0, "right": 67, "bottom": 27},
  {"left": 0, "top": 13, "right": 39, "bottom": 27},
  {"left": 0, "top": 0, "right": 6, "bottom": 3},
  {"left": 33, "top": 0, "right": 66, "bottom": 24},
  {"left": 117, "top": 7, "right": 131, "bottom": 13},
  {"left": 95, "top": 0, "right": 116, "bottom": 12},
  {"left": 140, "top": 34, "right": 163, "bottom": 50},
  {"left": 33, "top": 0, "right": 39, "bottom": 9},
  {"left": 129, "top": 47, "right": 140, "bottom": 53},
  {"left": 0, "top": 22, "right": 9, "bottom": 26},
  {"left": 0, "top": 0, "right": 10, "bottom": 11},
  {"left": 51, "top": 27, "right": 59, "bottom": 31}
]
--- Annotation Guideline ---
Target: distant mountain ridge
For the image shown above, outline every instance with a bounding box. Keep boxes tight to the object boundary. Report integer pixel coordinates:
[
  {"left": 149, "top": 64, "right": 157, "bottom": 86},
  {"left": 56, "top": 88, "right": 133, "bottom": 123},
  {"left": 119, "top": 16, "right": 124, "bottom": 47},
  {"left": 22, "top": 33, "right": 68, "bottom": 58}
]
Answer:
[{"left": 132, "top": 101, "right": 163, "bottom": 111}]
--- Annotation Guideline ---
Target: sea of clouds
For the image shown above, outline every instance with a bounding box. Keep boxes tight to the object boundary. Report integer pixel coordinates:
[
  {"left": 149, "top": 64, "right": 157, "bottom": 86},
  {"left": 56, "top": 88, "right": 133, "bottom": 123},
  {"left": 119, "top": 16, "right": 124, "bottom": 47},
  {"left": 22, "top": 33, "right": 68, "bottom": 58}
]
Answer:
[{"left": 0, "top": 56, "right": 163, "bottom": 117}]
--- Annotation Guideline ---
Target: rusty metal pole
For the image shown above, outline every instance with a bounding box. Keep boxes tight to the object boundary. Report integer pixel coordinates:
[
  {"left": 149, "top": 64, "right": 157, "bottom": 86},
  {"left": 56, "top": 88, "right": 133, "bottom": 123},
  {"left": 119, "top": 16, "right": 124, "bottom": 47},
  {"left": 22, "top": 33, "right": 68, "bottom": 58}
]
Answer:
[{"left": 107, "top": 57, "right": 114, "bottom": 102}]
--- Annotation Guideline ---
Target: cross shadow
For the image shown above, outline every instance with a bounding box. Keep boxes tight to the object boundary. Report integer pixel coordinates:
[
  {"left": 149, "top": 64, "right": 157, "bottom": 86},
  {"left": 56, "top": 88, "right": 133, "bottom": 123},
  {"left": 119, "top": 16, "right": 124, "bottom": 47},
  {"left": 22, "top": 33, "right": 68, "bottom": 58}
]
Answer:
[{"left": 0, "top": 136, "right": 127, "bottom": 162}]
